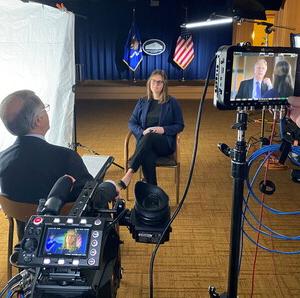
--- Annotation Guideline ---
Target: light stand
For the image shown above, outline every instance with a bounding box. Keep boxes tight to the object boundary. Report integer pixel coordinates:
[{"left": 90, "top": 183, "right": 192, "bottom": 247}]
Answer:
[{"left": 209, "top": 109, "right": 248, "bottom": 298}]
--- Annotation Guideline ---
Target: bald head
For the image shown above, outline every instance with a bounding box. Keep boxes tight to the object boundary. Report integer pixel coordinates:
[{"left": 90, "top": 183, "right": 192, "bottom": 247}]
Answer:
[{"left": 0, "top": 90, "right": 46, "bottom": 136}]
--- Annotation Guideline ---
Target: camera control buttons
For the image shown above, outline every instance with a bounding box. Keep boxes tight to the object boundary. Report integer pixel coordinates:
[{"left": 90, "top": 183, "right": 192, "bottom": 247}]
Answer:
[
  {"left": 58, "top": 259, "right": 65, "bottom": 265},
  {"left": 33, "top": 217, "right": 43, "bottom": 225},
  {"left": 72, "top": 259, "right": 79, "bottom": 266},
  {"left": 80, "top": 219, "right": 87, "bottom": 224},
  {"left": 67, "top": 218, "right": 74, "bottom": 224},
  {"left": 90, "top": 249, "right": 97, "bottom": 256},
  {"left": 92, "top": 231, "right": 99, "bottom": 238},
  {"left": 94, "top": 219, "right": 101, "bottom": 226},
  {"left": 35, "top": 228, "right": 41, "bottom": 236},
  {"left": 43, "top": 258, "right": 51, "bottom": 265},
  {"left": 91, "top": 240, "right": 98, "bottom": 247},
  {"left": 88, "top": 258, "right": 95, "bottom": 266},
  {"left": 23, "top": 255, "right": 32, "bottom": 263}
]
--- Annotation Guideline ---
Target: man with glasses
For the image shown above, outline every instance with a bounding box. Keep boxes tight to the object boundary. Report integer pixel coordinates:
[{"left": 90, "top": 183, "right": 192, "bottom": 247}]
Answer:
[
  {"left": 0, "top": 90, "right": 94, "bottom": 238},
  {"left": 235, "top": 59, "right": 272, "bottom": 99}
]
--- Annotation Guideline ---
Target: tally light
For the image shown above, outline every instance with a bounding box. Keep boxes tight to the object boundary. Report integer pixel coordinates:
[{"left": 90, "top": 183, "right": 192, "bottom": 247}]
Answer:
[{"left": 182, "top": 17, "right": 233, "bottom": 29}]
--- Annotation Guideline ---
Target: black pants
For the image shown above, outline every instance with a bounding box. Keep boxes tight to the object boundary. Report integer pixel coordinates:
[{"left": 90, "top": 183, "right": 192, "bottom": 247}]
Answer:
[{"left": 129, "top": 133, "right": 173, "bottom": 185}]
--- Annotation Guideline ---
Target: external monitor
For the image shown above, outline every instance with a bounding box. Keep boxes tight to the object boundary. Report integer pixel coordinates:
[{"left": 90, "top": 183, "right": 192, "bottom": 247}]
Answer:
[{"left": 214, "top": 45, "right": 300, "bottom": 110}]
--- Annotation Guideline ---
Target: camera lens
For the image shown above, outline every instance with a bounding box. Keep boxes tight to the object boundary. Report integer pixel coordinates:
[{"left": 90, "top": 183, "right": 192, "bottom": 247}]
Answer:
[{"left": 134, "top": 181, "right": 170, "bottom": 226}]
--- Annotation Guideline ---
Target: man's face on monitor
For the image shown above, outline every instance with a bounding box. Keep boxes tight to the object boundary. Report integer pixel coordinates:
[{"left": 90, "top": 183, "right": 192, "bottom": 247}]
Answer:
[{"left": 254, "top": 59, "right": 267, "bottom": 81}]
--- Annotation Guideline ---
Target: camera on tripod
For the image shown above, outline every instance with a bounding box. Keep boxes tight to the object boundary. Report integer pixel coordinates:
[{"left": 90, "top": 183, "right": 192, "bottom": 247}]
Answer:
[{"left": 3, "top": 160, "right": 171, "bottom": 298}]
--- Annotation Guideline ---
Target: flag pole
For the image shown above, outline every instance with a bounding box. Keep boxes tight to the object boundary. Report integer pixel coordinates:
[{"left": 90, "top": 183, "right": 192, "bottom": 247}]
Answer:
[
  {"left": 132, "top": 8, "right": 136, "bottom": 83},
  {"left": 181, "top": 69, "right": 185, "bottom": 82},
  {"left": 180, "top": 6, "right": 188, "bottom": 82},
  {"left": 133, "top": 70, "right": 136, "bottom": 83}
]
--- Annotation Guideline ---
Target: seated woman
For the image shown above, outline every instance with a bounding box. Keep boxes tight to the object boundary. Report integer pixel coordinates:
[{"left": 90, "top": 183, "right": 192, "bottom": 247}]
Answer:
[
  {"left": 262, "top": 60, "right": 294, "bottom": 98},
  {"left": 119, "top": 69, "right": 184, "bottom": 189}
]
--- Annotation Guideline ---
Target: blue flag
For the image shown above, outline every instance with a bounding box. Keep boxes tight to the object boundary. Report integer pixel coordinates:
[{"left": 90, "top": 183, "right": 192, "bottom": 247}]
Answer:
[{"left": 123, "top": 22, "right": 143, "bottom": 71}]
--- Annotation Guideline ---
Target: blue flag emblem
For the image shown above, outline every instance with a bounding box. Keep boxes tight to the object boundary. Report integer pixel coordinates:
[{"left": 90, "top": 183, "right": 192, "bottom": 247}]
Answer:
[{"left": 123, "top": 22, "right": 143, "bottom": 71}]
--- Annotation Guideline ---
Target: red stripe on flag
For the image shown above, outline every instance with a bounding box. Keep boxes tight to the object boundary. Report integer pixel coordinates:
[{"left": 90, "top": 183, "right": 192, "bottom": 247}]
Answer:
[
  {"left": 176, "top": 41, "right": 194, "bottom": 64},
  {"left": 174, "top": 40, "right": 186, "bottom": 59},
  {"left": 174, "top": 38, "right": 193, "bottom": 62},
  {"left": 173, "top": 35, "right": 195, "bottom": 69},
  {"left": 174, "top": 37, "right": 185, "bottom": 55},
  {"left": 181, "top": 53, "right": 194, "bottom": 69}
]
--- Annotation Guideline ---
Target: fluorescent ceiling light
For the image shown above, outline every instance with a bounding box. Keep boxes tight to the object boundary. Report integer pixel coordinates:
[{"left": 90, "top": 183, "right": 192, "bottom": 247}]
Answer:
[{"left": 183, "top": 18, "right": 233, "bottom": 29}]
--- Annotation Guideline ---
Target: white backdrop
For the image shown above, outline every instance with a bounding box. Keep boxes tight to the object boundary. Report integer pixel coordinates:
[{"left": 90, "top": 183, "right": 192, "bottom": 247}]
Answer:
[{"left": 0, "top": 0, "right": 75, "bottom": 150}]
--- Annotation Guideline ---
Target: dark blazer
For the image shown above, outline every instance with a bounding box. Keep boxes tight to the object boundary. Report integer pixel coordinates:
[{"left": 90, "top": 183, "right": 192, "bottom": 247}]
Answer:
[
  {"left": 235, "top": 78, "right": 268, "bottom": 99},
  {"left": 128, "top": 96, "right": 184, "bottom": 152},
  {"left": 0, "top": 136, "right": 92, "bottom": 204}
]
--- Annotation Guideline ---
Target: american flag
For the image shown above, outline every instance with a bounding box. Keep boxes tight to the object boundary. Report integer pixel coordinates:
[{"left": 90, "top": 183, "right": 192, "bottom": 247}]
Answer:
[{"left": 173, "top": 28, "right": 195, "bottom": 70}]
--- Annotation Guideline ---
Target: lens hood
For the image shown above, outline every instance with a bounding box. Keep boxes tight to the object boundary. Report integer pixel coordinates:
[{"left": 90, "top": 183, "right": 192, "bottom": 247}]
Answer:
[{"left": 134, "top": 181, "right": 170, "bottom": 225}]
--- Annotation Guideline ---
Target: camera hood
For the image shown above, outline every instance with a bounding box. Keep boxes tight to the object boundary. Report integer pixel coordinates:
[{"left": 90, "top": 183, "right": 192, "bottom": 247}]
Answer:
[{"left": 134, "top": 181, "right": 170, "bottom": 225}]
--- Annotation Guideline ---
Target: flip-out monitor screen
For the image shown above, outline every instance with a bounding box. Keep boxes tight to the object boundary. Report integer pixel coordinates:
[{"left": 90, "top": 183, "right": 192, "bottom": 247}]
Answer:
[
  {"left": 231, "top": 51, "right": 298, "bottom": 102},
  {"left": 42, "top": 227, "right": 90, "bottom": 256}
]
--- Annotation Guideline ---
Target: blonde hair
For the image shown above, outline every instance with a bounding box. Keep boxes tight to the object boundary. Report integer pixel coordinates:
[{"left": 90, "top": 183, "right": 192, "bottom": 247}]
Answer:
[{"left": 146, "top": 69, "right": 169, "bottom": 103}]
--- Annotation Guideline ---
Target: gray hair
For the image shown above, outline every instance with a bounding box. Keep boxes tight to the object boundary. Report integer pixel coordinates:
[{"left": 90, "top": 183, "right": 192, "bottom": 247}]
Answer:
[{"left": 0, "top": 90, "right": 43, "bottom": 136}]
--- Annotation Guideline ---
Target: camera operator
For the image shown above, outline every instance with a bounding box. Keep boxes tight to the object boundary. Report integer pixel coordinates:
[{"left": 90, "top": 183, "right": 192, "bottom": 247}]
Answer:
[{"left": 0, "top": 90, "right": 114, "bottom": 239}]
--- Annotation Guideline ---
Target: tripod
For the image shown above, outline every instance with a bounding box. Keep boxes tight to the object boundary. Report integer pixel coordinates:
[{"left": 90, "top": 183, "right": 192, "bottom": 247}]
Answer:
[
  {"left": 71, "top": 85, "right": 124, "bottom": 170},
  {"left": 209, "top": 109, "right": 248, "bottom": 298}
]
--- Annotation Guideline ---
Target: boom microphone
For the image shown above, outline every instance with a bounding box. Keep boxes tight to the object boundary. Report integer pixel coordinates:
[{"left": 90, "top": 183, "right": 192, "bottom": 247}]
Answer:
[{"left": 40, "top": 175, "right": 75, "bottom": 215}]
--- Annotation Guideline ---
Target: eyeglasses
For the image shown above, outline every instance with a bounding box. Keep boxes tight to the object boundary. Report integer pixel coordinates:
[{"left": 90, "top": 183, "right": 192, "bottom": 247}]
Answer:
[
  {"left": 42, "top": 104, "right": 50, "bottom": 113},
  {"left": 36, "top": 104, "right": 50, "bottom": 116},
  {"left": 151, "top": 79, "right": 164, "bottom": 85}
]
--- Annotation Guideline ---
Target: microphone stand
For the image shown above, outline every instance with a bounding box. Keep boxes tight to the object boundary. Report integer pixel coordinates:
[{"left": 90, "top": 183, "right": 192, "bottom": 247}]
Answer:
[{"left": 75, "top": 142, "right": 124, "bottom": 170}]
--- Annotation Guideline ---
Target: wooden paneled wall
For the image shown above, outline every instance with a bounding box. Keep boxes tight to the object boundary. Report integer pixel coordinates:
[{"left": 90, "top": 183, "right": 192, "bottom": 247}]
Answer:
[
  {"left": 233, "top": 0, "right": 300, "bottom": 46},
  {"left": 273, "top": 0, "right": 300, "bottom": 46}
]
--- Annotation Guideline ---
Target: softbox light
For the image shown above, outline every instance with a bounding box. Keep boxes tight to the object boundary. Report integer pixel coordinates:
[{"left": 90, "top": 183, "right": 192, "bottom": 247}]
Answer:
[{"left": 0, "top": 0, "right": 75, "bottom": 151}]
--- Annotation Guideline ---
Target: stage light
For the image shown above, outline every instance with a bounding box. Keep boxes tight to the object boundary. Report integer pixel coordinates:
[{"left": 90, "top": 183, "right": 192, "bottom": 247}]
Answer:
[{"left": 182, "top": 17, "right": 233, "bottom": 29}]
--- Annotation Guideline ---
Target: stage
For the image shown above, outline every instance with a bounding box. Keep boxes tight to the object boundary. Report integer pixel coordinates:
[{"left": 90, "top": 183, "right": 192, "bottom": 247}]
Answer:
[{"left": 75, "top": 80, "right": 214, "bottom": 101}]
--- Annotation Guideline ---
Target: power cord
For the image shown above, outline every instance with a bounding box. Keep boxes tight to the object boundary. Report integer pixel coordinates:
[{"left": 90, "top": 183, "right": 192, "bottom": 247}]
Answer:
[{"left": 149, "top": 55, "right": 217, "bottom": 298}]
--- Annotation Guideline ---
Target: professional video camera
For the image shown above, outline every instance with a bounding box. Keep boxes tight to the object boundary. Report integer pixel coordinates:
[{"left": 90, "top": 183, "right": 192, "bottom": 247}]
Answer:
[{"left": 1, "top": 158, "right": 171, "bottom": 298}]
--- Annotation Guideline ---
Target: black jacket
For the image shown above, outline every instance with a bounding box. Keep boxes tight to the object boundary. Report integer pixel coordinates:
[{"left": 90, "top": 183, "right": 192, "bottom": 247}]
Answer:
[
  {"left": 0, "top": 136, "right": 92, "bottom": 203},
  {"left": 235, "top": 78, "right": 268, "bottom": 99},
  {"left": 128, "top": 97, "right": 184, "bottom": 152}
]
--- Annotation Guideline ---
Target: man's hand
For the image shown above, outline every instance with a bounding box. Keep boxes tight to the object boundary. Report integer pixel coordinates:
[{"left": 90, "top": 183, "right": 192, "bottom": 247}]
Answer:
[{"left": 263, "top": 77, "right": 273, "bottom": 90}]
